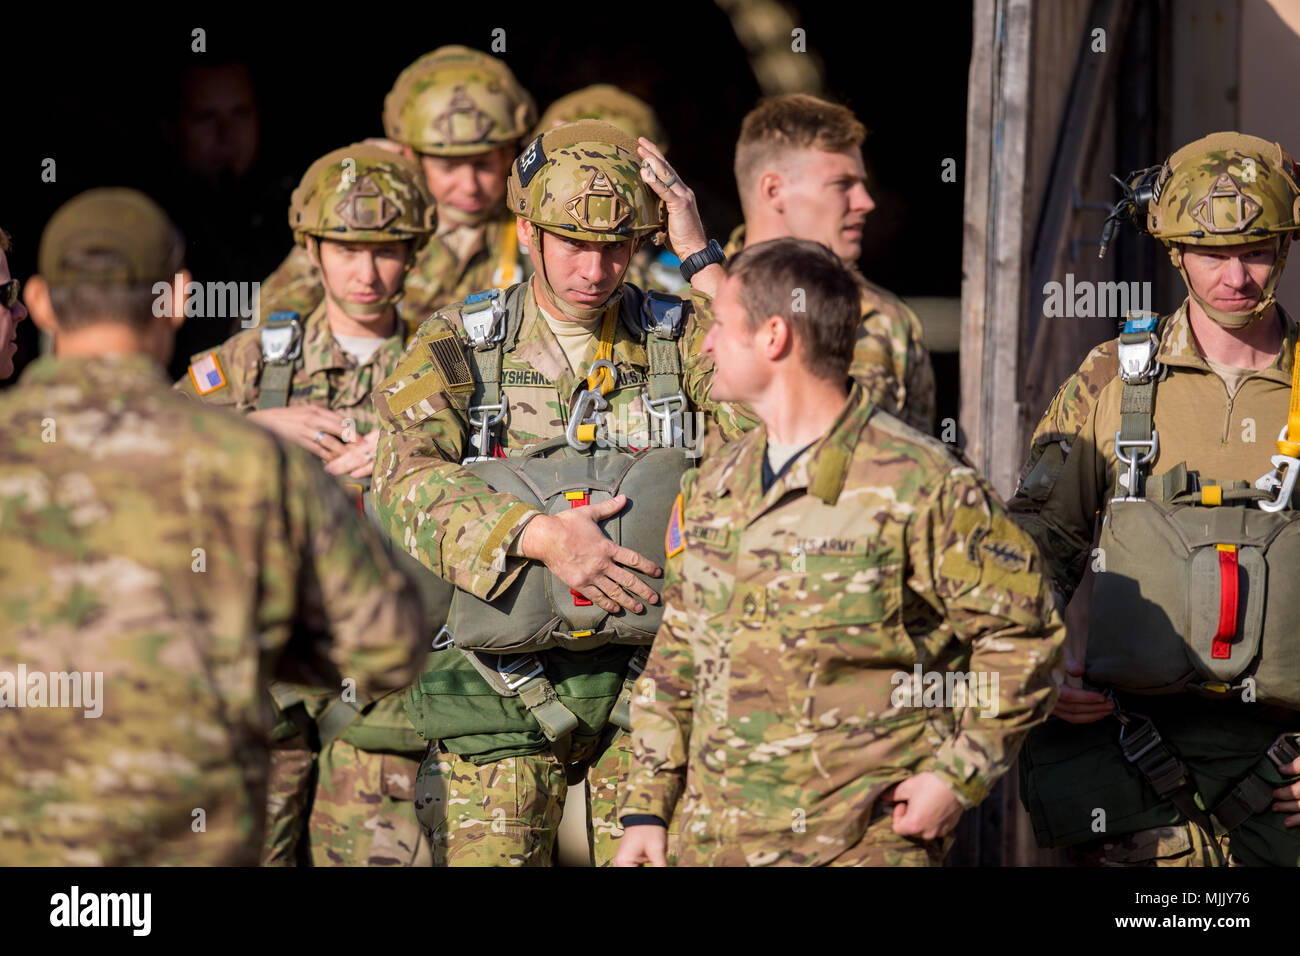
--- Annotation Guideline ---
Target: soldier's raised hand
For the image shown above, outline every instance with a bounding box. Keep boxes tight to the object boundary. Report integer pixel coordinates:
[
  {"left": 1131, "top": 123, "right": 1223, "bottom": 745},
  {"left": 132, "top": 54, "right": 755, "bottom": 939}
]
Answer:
[
  {"left": 636, "top": 138, "right": 722, "bottom": 297},
  {"left": 519, "top": 493, "right": 662, "bottom": 615}
]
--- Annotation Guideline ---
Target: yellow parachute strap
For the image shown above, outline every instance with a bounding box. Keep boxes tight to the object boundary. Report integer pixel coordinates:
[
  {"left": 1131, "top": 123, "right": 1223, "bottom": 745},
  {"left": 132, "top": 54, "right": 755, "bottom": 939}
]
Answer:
[
  {"left": 584, "top": 304, "right": 621, "bottom": 396},
  {"left": 497, "top": 221, "right": 519, "bottom": 287},
  {"left": 1280, "top": 340, "right": 1300, "bottom": 459}
]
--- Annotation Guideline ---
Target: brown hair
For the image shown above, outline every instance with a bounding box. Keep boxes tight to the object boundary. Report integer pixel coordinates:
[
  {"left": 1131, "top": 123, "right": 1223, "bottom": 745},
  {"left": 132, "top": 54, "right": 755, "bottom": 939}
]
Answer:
[
  {"left": 725, "top": 237, "right": 861, "bottom": 383},
  {"left": 734, "top": 94, "right": 866, "bottom": 201},
  {"left": 0, "top": 227, "right": 11, "bottom": 253}
]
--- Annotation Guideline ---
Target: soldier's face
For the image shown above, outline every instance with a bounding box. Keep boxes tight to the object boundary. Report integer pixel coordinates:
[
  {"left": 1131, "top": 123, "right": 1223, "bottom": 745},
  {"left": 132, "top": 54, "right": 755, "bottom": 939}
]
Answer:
[
  {"left": 526, "top": 222, "right": 633, "bottom": 316},
  {"left": 0, "top": 251, "right": 28, "bottom": 380},
  {"left": 178, "top": 64, "right": 259, "bottom": 183},
  {"left": 419, "top": 146, "right": 513, "bottom": 223},
  {"left": 1181, "top": 240, "right": 1278, "bottom": 315},
  {"left": 317, "top": 239, "right": 410, "bottom": 322},
  {"left": 703, "top": 274, "right": 768, "bottom": 403},
  {"left": 775, "top": 147, "right": 875, "bottom": 262}
]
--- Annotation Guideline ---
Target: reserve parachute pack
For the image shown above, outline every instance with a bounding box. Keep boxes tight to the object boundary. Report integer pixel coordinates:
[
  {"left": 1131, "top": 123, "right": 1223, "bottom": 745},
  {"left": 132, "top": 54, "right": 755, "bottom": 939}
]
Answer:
[
  {"left": 1086, "top": 313, "right": 1300, "bottom": 709},
  {"left": 433, "top": 278, "right": 690, "bottom": 657}
]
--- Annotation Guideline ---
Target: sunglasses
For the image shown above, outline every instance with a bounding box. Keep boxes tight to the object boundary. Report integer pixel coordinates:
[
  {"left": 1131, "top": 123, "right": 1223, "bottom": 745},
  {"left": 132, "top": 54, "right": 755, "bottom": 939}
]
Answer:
[{"left": 0, "top": 278, "right": 19, "bottom": 310}]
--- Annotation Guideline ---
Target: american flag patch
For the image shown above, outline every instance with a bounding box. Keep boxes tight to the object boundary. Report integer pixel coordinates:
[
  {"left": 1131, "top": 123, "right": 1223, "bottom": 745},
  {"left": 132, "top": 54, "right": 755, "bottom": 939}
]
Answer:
[
  {"left": 188, "top": 353, "right": 227, "bottom": 394},
  {"left": 665, "top": 493, "right": 684, "bottom": 558}
]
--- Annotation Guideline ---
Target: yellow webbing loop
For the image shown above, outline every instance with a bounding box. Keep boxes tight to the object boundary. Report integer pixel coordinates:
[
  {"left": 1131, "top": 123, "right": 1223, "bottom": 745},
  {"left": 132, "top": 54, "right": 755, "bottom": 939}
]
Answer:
[
  {"left": 497, "top": 222, "right": 519, "bottom": 287},
  {"left": 585, "top": 305, "right": 621, "bottom": 396},
  {"left": 1279, "top": 341, "right": 1300, "bottom": 458}
]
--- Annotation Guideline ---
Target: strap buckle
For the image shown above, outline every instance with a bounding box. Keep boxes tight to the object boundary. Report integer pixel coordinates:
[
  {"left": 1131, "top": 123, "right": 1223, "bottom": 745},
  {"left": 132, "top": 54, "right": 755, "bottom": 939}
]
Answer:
[
  {"left": 497, "top": 653, "right": 544, "bottom": 692},
  {"left": 430, "top": 624, "right": 454, "bottom": 651},
  {"left": 462, "top": 290, "right": 506, "bottom": 349},
  {"left": 1255, "top": 427, "right": 1299, "bottom": 513},
  {"left": 639, "top": 291, "right": 684, "bottom": 339},
  {"left": 261, "top": 314, "right": 302, "bottom": 364},
  {"left": 566, "top": 387, "right": 610, "bottom": 450},
  {"left": 462, "top": 396, "right": 509, "bottom": 464},
  {"left": 1267, "top": 732, "right": 1300, "bottom": 769},
  {"left": 1112, "top": 429, "right": 1159, "bottom": 501},
  {"left": 1118, "top": 714, "right": 1163, "bottom": 763},
  {"left": 1116, "top": 313, "right": 1162, "bottom": 383},
  {"left": 643, "top": 390, "right": 686, "bottom": 447}
]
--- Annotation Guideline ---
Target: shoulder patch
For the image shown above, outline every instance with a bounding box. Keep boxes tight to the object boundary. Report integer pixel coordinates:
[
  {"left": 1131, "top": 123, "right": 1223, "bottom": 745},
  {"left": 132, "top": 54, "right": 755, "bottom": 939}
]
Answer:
[
  {"left": 423, "top": 329, "right": 474, "bottom": 393},
  {"left": 188, "top": 353, "right": 227, "bottom": 395},
  {"left": 665, "top": 493, "right": 685, "bottom": 558}
]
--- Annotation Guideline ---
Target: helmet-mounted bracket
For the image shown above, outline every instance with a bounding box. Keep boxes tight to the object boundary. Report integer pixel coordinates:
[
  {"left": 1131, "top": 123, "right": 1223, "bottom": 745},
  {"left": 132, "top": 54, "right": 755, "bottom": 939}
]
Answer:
[
  {"left": 1190, "top": 172, "right": 1263, "bottom": 234},
  {"left": 564, "top": 170, "right": 631, "bottom": 232},
  {"left": 334, "top": 175, "right": 400, "bottom": 230},
  {"left": 433, "top": 85, "right": 494, "bottom": 145}
]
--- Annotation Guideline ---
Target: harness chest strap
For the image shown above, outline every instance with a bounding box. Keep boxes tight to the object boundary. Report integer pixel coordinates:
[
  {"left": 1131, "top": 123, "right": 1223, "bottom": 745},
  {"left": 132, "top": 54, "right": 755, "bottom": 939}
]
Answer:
[{"left": 257, "top": 312, "right": 304, "bottom": 410}]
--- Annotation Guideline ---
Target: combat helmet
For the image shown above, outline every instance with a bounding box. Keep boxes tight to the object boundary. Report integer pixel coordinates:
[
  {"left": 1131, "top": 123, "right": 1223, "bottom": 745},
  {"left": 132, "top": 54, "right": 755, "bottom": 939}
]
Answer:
[
  {"left": 507, "top": 119, "right": 666, "bottom": 319},
  {"left": 1107, "top": 132, "right": 1300, "bottom": 328},
  {"left": 289, "top": 143, "right": 435, "bottom": 316},
  {"left": 534, "top": 84, "right": 666, "bottom": 150},
  {"left": 383, "top": 46, "right": 536, "bottom": 158}
]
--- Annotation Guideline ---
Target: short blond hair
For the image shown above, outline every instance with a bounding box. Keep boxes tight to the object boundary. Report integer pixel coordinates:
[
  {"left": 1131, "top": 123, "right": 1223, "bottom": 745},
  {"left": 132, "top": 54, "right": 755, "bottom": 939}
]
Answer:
[{"left": 734, "top": 94, "right": 866, "bottom": 201}]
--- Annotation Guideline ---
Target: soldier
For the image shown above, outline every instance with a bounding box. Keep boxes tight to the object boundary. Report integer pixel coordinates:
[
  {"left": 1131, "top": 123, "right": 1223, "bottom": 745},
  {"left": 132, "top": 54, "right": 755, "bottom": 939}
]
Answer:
[
  {"left": 0, "top": 188, "right": 425, "bottom": 865},
  {"left": 259, "top": 46, "right": 536, "bottom": 327},
  {"left": 1012, "top": 132, "right": 1300, "bottom": 866},
  {"left": 176, "top": 144, "right": 440, "bottom": 866},
  {"left": 372, "top": 120, "right": 748, "bottom": 866},
  {"left": 0, "top": 226, "right": 29, "bottom": 380},
  {"left": 613, "top": 238, "right": 1064, "bottom": 866},
  {"left": 535, "top": 84, "right": 683, "bottom": 292},
  {"left": 721, "top": 93, "right": 935, "bottom": 433}
]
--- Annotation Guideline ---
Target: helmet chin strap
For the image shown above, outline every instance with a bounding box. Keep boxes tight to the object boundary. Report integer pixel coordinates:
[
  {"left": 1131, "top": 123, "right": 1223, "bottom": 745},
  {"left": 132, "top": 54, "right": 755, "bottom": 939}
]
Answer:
[
  {"left": 532, "top": 227, "right": 633, "bottom": 321},
  {"left": 1171, "top": 238, "right": 1291, "bottom": 330}
]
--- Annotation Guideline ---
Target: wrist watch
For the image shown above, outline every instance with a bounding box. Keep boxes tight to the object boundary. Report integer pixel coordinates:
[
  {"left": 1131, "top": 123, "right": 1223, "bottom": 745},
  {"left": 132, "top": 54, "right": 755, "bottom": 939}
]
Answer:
[{"left": 678, "top": 239, "right": 726, "bottom": 283}]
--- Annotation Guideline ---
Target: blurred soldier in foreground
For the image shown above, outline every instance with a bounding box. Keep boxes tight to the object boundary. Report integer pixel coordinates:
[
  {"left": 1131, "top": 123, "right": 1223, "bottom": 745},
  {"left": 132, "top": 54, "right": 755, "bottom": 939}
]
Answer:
[
  {"left": 535, "top": 84, "right": 683, "bottom": 292},
  {"left": 260, "top": 46, "right": 536, "bottom": 326},
  {"left": 0, "top": 227, "right": 29, "bottom": 380},
  {"left": 373, "top": 120, "right": 749, "bottom": 865},
  {"left": 614, "top": 238, "right": 1064, "bottom": 866},
  {"left": 178, "top": 145, "right": 441, "bottom": 866},
  {"left": 0, "top": 189, "right": 425, "bottom": 865},
  {"left": 1013, "top": 132, "right": 1300, "bottom": 866},
  {"left": 720, "top": 94, "right": 935, "bottom": 433}
]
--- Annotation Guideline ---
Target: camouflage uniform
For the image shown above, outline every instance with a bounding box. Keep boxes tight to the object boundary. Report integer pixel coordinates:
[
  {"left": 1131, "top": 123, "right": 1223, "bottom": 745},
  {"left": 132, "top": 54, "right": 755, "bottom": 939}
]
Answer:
[
  {"left": 617, "top": 383, "right": 1064, "bottom": 865},
  {"left": 374, "top": 121, "right": 750, "bottom": 865},
  {"left": 261, "top": 46, "right": 535, "bottom": 329},
  {"left": 0, "top": 189, "right": 425, "bottom": 866},
  {"left": 179, "top": 146, "right": 438, "bottom": 867},
  {"left": 712, "top": 225, "right": 936, "bottom": 433},
  {"left": 1012, "top": 133, "right": 1300, "bottom": 867}
]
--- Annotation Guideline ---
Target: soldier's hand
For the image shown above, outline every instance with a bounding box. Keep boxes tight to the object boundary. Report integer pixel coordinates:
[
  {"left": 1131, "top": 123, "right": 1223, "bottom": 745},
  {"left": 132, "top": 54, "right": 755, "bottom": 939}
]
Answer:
[
  {"left": 247, "top": 406, "right": 352, "bottom": 461},
  {"left": 1053, "top": 650, "right": 1115, "bottom": 724},
  {"left": 519, "top": 493, "right": 662, "bottom": 615},
  {"left": 325, "top": 429, "right": 380, "bottom": 478},
  {"left": 612, "top": 825, "right": 669, "bottom": 866},
  {"left": 636, "top": 138, "right": 722, "bottom": 297},
  {"left": 888, "top": 772, "right": 965, "bottom": 840},
  {"left": 1273, "top": 754, "right": 1300, "bottom": 827}
]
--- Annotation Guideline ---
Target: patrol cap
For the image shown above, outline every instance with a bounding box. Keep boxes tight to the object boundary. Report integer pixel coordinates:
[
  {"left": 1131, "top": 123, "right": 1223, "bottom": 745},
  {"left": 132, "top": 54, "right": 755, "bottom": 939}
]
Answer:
[{"left": 39, "top": 188, "right": 184, "bottom": 286}]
